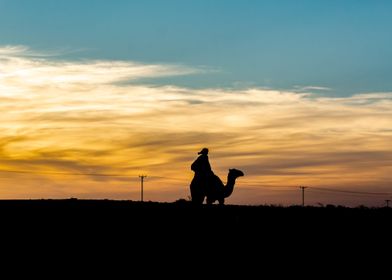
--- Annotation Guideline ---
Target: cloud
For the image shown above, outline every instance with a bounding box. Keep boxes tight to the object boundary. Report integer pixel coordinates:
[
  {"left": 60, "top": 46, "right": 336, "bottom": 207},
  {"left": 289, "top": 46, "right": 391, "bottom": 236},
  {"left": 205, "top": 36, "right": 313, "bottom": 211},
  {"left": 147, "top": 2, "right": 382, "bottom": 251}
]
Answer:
[
  {"left": 0, "top": 45, "right": 28, "bottom": 56},
  {"left": 294, "top": 85, "right": 332, "bottom": 92},
  {"left": 0, "top": 45, "right": 392, "bottom": 206},
  {"left": 0, "top": 45, "right": 67, "bottom": 58},
  {"left": 0, "top": 46, "right": 198, "bottom": 92}
]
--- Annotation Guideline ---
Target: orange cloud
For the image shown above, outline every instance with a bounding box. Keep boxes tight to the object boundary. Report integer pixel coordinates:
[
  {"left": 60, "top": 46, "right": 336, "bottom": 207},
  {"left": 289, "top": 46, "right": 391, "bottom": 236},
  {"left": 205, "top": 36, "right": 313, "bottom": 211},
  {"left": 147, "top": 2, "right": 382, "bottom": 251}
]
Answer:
[{"left": 1, "top": 46, "right": 391, "bottom": 206}]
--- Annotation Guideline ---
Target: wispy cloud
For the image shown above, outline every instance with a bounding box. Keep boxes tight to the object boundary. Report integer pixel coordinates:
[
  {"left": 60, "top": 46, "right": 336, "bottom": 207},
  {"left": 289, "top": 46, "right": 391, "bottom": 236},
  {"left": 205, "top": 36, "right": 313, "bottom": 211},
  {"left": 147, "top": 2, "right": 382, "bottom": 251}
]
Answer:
[
  {"left": 0, "top": 46, "right": 391, "bottom": 205},
  {"left": 0, "top": 45, "right": 65, "bottom": 57},
  {"left": 0, "top": 46, "right": 198, "bottom": 89},
  {"left": 294, "top": 85, "right": 332, "bottom": 92}
]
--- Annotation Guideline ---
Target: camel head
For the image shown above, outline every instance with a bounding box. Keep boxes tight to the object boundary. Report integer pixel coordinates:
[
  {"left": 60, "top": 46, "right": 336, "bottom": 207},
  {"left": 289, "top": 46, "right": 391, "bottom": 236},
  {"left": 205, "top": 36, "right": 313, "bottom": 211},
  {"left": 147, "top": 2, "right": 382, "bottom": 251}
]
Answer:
[{"left": 228, "top": 168, "right": 244, "bottom": 179}]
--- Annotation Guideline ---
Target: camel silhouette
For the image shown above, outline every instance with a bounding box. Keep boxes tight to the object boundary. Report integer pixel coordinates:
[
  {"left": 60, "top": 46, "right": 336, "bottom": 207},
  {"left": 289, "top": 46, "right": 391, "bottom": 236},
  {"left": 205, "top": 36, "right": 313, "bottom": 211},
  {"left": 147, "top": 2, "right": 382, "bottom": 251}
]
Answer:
[{"left": 191, "top": 168, "right": 244, "bottom": 205}]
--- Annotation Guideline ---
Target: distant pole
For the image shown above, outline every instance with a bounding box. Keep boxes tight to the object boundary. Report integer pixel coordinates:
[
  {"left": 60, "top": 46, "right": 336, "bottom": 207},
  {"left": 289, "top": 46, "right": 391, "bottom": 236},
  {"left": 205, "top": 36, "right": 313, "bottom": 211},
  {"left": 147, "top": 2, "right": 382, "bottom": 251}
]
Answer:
[
  {"left": 386, "top": 199, "right": 391, "bottom": 208},
  {"left": 300, "top": 186, "right": 307, "bottom": 207},
  {"left": 139, "top": 175, "right": 147, "bottom": 202}
]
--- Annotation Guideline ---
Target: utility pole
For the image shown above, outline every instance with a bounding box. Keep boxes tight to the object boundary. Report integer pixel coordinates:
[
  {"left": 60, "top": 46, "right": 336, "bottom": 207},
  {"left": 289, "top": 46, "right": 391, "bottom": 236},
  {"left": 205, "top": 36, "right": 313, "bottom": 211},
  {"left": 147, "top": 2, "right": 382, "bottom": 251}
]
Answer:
[
  {"left": 385, "top": 199, "right": 391, "bottom": 208},
  {"left": 300, "top": 186, "right": 307, "bottom": 207},
  {"left": 139, "top": 175, "right": 147, "bottom": 202}
]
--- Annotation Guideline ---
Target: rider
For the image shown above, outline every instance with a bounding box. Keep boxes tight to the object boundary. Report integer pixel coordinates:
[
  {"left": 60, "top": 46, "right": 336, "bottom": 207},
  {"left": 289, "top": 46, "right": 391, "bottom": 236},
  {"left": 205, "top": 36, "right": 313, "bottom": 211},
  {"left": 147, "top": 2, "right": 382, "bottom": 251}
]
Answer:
[
  {"left": 190, "top": 148, "right": 214, "bottom": 204},
  {"left": 191, "top": 148, "right": 212, "bottom": 175}
]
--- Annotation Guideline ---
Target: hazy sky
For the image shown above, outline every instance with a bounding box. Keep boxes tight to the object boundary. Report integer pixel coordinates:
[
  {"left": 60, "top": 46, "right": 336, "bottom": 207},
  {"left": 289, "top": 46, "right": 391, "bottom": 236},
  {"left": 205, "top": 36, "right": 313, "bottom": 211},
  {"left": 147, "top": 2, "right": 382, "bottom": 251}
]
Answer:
[{"left": 0, "top": 1, "right": 391, "bottom": 206}]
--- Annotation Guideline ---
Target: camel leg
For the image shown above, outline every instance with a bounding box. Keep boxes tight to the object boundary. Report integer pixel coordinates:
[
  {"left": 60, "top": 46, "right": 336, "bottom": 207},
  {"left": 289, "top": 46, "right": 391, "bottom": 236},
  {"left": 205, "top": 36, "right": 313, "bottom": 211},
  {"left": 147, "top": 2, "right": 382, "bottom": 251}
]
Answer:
[
  {"left": 190, "top": 183, "right": 204, "bottom": 204},
  {"left": 192, "top": 195, "right": 204, "bottom": 205},
  {"left": 206, "top": 197, "right": 214, "bottom": 205},
  {"left": 218, "top": 198, "right": 225, "bottom": 205}
]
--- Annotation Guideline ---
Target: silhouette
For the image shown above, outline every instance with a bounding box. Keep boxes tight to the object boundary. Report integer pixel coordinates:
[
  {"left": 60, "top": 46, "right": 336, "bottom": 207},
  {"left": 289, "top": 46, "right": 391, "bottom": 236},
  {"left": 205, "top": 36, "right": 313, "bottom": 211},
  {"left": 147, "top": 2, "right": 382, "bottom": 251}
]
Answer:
[
  {"left": 190, "top": 148, "right": 244, "bottom": 204},
  {"left": 205, "top": 168, "right": 244, "bottom": 205},
  {"left": 190, "top": 148, "right": 214, "bottom": 204}
]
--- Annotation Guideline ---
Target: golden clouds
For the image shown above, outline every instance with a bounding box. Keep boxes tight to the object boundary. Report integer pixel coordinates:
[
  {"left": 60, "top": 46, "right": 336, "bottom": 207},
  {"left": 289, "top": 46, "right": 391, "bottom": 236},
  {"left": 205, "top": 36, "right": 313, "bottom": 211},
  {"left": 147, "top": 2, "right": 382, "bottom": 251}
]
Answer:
[{"left": 0, "top": 46, "right": 391, "bottom": 205}]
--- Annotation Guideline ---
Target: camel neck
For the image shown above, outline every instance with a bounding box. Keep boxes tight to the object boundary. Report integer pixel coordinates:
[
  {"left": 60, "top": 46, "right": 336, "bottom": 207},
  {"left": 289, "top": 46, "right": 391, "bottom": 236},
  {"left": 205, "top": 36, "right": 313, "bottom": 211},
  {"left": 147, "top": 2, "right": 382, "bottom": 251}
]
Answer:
[
  {"left": 227, "top": 174, "right": 235, "bottom": 187},
  {"left": 223, "top": 174, "right": 236, "bottom": 198}
]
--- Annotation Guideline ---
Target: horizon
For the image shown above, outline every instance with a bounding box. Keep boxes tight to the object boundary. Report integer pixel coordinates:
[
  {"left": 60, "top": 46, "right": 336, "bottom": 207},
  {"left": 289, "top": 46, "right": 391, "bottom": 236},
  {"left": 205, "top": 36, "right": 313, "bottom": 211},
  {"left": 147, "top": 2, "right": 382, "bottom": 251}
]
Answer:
[{"left": 0, "top": 0, "right": 391, "bottom": 207}]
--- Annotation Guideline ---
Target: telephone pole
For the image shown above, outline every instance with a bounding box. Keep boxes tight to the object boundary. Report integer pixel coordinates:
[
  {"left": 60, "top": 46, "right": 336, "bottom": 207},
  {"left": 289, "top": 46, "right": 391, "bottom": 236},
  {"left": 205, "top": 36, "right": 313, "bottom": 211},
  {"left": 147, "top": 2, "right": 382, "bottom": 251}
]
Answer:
[
  {"left": 385, "top": 199, "right": 391, "bottom": 208},
  {"left": 300, "top": 186, "right": 307, "bottom": 207},
  {"left": 139, "top": 175, "right": 147, "bottom": 202}
]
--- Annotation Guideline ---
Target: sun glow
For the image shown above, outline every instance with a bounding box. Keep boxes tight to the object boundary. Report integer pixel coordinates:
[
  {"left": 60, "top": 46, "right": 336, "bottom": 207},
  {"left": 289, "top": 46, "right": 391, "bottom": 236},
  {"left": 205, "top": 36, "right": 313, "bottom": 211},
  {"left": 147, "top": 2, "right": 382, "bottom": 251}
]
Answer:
[{"left": 1, "top": 46, "right": 392, "bottom": 205}]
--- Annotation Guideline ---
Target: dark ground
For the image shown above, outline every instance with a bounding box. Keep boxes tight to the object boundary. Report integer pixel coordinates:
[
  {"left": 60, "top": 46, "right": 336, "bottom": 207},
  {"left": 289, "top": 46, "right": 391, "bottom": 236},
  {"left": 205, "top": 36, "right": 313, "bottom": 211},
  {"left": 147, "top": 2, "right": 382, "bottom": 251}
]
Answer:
[
  {"left": 1, "top": 199, "right": 390, "bottom": 235},
  {"left": 1, "top": 199, "right": 389, "bottom": 273}
]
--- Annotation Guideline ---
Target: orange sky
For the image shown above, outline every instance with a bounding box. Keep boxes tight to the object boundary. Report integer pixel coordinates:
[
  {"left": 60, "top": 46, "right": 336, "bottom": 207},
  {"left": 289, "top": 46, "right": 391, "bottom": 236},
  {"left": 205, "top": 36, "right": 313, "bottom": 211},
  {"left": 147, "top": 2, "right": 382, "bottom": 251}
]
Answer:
[{"left": 1, "top": 46, "right": 392, "bottom": 206}]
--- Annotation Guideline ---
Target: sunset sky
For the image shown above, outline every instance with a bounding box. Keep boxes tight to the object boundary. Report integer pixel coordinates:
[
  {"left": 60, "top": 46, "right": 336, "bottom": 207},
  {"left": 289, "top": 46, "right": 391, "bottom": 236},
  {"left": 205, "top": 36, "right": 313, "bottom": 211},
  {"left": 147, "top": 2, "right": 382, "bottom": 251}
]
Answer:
[{"left": 1, "top": 0, "right": 391, "bottom": 206}]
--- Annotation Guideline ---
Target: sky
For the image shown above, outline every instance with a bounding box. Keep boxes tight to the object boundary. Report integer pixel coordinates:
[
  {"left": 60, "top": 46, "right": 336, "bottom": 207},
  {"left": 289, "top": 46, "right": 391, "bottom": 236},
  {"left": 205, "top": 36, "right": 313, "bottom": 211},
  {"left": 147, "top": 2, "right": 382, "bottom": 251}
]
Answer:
[{"left": 0, "top": 0, "right": 391, "bottom": 206}]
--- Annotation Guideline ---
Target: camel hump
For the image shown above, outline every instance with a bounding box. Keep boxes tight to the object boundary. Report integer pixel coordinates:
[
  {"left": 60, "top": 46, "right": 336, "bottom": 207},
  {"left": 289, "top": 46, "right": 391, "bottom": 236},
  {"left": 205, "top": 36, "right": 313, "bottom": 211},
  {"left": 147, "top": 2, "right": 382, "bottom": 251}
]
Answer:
[{"left": 212, "top": 174, "right": 223, "bottom": 186}]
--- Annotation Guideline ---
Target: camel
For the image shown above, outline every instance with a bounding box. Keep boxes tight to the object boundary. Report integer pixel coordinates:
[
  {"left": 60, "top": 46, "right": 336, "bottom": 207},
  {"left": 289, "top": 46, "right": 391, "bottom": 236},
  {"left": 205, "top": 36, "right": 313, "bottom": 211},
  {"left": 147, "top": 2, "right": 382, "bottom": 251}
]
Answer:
[{"left": 190, "top": 168, "right": 244, "bottom": 205}]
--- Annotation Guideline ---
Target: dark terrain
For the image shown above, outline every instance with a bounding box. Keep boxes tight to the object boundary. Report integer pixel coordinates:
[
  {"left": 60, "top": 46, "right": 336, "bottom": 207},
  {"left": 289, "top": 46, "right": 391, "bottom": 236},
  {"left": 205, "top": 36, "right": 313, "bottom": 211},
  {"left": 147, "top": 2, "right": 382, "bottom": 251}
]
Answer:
[
  {"left": 1, "top": 199, "right": 389, "bottom": 271},
  {"left": 1, "top": 199, "right": 390, "bottom": 235}
]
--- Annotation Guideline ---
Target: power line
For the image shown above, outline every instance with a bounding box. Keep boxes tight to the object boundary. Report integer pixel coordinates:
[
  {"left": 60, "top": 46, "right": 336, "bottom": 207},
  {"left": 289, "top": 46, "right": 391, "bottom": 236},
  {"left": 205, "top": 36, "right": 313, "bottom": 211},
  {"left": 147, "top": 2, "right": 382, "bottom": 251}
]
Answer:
[
  {"left": 0, "top": 168, "right": 187, "bottom": 181},
  {"left": 237, "top": 184, "right": 392, "bottom": 197},
  {"left": 1, "top": 167, "right": 391, "bottom": 198},
  {"left": 0, "top": 168, "right": 135, "bottom": 177},
  {"left": 241, "top": 184, "right": 392, "bottom": 196},
  {"left": 309, "top": 186, "right": 392, "bottom": 196}
]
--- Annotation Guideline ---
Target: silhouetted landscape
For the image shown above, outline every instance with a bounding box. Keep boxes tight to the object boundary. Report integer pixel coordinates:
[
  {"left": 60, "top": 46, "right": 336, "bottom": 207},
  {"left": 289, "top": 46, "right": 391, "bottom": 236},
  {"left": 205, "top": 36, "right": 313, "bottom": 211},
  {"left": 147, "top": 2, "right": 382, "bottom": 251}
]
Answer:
[
  {"left": 2, "top": 2, "right": 392, "bottom": 271},
  {"left": 2, "top": 198, "right": 390, "bottom": 268},
  {"left": 2, "top": 199, "right": 390, "bottom": 235}
]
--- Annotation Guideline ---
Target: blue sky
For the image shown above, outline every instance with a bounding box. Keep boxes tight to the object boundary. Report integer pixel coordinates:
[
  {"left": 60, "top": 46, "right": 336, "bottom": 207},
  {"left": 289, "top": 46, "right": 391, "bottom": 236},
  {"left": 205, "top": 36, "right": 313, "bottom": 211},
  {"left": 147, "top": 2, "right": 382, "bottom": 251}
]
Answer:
[
  {"left": 1, "top": 1, "right": 392, "bottom": 205},
  {"left": 1, "top": 0, "right": 391, "bottom": 95}
]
